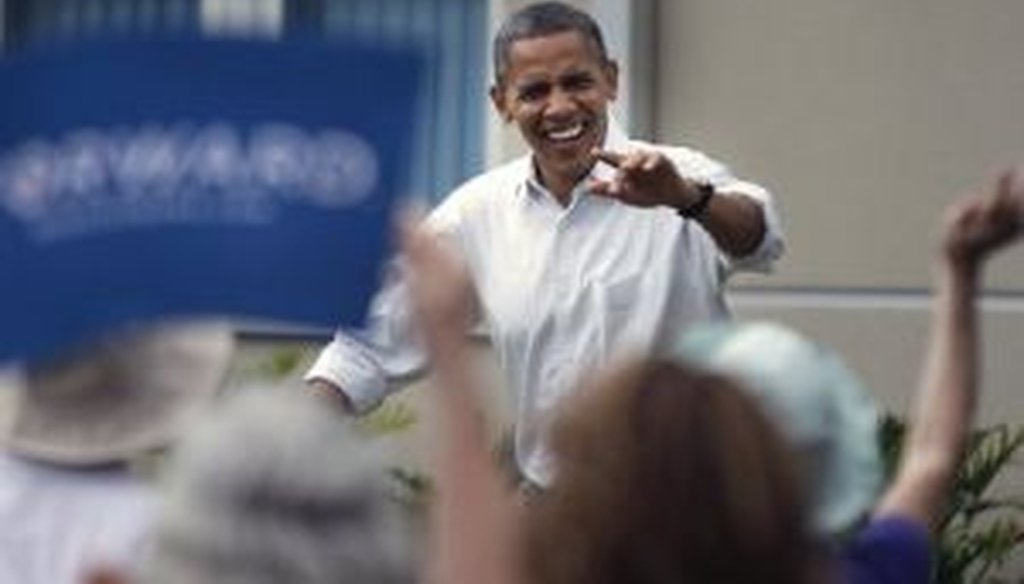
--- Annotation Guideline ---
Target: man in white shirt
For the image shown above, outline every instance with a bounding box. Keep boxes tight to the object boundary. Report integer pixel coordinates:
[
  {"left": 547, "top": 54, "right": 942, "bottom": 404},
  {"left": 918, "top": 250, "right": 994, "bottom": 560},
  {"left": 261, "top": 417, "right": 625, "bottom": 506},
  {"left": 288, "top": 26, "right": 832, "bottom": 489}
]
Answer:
[{"left": 306, "top": 1, "right": 784, "bottom": 485}]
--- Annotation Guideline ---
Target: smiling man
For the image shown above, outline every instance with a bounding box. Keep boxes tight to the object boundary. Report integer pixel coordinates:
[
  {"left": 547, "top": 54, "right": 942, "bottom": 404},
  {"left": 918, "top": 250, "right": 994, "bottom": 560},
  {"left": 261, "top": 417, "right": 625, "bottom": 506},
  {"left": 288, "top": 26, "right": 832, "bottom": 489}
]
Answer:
[{"left": 306, "top": 1, "right": 785, "bottom": 487}]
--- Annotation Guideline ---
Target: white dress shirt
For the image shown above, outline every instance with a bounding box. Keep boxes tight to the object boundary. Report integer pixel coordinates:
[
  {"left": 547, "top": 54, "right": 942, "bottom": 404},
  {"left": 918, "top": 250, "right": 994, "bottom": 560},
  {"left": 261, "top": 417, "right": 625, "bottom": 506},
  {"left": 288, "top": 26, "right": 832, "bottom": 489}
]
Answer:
[
  {"left": 0, "top": 454, "right": 156, "bottom": 584},
  {"left": 307, "top": 120, "right": 785, "bottom": 484}
]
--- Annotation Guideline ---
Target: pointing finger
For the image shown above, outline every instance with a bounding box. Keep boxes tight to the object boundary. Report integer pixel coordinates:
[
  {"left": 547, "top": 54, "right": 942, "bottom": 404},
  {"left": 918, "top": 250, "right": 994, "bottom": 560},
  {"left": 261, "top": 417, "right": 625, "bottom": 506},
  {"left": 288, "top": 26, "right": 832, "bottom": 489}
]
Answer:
[
  {"left": 588, "top": 178, "right": 612, "bottom": 197},
  {"left": 588, "top": 177, "right": 622, "bottom": 198},
  {"left": 641, "top": 151, "right": 661, "bottom": 172},
  {"left": 591, "top": 148, "right": 625, "bottom": 168},
  {"left": 619, "top": 151, "right": 646, "bottom": 173}
]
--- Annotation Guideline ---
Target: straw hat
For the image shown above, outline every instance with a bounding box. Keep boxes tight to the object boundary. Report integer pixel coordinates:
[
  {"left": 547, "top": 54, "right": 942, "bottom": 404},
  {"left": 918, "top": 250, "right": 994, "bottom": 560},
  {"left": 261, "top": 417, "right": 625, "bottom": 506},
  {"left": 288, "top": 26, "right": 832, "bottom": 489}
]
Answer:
[
  {"left": 675, "top": 321, "right": 882, "bottom": 537},
  {"left": 0, "top": 321, "right": 234, "bottom": 466}
]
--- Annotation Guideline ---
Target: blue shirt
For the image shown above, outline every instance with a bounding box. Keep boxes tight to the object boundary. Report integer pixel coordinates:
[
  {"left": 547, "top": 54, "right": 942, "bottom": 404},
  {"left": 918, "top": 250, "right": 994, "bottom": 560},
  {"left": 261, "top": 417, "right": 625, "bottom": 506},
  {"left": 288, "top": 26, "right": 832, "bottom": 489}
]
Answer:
[{"left": 842, "top": 516, "right": 932, "bottom": 584}]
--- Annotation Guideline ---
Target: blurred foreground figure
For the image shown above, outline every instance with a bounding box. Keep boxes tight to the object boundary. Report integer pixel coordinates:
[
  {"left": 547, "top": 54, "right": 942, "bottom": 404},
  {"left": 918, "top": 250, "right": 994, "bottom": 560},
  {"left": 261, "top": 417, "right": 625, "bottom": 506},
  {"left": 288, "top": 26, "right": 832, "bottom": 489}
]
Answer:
[
  {"left": 0, "top": 322, "right": 232, "bottom": 584},
  {"left": 134, "top": 388, "right": 417, "bottom": 584},
  {"left": 529, "top": 358, "right": 818, "bottom": 584},
  {"left": 401, "top": 167, "right": 1024, "bottom": 584}
]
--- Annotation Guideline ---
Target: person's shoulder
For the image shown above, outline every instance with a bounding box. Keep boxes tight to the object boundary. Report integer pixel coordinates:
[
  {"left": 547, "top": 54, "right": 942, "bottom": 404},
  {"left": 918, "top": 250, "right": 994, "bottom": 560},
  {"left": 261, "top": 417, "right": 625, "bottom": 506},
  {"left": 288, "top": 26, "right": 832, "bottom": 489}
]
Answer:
[
  {"left": 453, "top": 156, "right": 531, "bottom": 198},
  {"left": 431, "top": 156, "right": 531, "bottom": 221}
]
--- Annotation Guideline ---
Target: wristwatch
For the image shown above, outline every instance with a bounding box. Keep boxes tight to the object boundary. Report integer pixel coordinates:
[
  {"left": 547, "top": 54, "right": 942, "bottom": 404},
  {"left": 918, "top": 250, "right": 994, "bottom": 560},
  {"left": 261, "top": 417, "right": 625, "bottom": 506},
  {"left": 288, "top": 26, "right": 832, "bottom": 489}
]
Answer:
[{"left": 676, "top": 180, "right": 715, "bottom": 219}]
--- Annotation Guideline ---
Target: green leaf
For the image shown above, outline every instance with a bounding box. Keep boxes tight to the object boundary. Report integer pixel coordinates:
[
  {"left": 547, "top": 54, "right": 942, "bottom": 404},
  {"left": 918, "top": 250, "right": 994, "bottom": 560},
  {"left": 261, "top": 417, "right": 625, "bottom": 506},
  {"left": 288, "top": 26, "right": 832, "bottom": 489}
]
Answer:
[
  {"left": 356, "top": 399, "right": 419, "bottom": 435},
  {"left": 882, "top": 414, "right": 1024, "bottom": 583}
]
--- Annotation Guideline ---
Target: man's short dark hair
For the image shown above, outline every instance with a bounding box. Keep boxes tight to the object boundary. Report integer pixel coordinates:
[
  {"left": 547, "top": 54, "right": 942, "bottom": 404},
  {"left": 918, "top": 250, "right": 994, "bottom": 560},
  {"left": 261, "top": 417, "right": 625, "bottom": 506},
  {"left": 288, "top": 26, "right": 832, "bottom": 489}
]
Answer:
[{"left": 492, "top": 1, "right": 610, "bottom": 85}]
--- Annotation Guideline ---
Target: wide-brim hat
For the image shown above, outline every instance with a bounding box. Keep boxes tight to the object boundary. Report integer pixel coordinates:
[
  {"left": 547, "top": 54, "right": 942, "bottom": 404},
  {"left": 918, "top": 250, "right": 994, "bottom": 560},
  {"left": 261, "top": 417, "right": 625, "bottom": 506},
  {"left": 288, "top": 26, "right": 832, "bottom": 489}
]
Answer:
[
  {"left": 674, "top": 321, "right": 882, "bottom": 537},
  {"left": 0, "top": 321, "right": 234, "bottom": 466}
]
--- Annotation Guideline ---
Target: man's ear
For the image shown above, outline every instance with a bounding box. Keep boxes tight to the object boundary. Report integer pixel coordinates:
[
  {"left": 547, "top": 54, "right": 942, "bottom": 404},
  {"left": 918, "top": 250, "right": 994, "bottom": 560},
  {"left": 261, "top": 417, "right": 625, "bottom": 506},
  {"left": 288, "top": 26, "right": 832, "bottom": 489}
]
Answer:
[
  {"left": 604, "top": 59, "right": 620, "bottom": 101},
  {"left": 489, "top": 84, "right": 512, "bottom": 123}
]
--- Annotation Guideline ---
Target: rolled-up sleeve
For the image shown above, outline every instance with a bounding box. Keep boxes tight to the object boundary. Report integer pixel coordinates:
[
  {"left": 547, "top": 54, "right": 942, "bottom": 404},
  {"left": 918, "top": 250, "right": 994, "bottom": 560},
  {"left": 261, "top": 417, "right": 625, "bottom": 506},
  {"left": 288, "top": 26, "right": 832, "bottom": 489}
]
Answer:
[
  {"left": 717, "top": 178, "right": 785, "bottom": 273},
  {"left": 670, "top": 145, "right": 785, "bottom": 274},
  {"left": 304, "top": 259, "right": 428, "bottom": 414},
  {"left": 305, "top": 333, "right": 401, "bottom": 414},
  {"left": 304, "top": 197, "right": 472, "bottom": 414}
]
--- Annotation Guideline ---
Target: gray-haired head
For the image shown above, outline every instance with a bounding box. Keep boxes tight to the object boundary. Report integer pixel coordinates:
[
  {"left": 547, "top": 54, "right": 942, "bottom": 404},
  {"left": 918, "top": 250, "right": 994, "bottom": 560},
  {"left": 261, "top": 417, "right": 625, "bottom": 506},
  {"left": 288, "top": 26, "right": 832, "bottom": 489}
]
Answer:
[
  {"left": 142, "top": 387, "right": 416, "bottom": 584},
  {"left": 492, "top": 1, "right": 610, "bottom": 85}
]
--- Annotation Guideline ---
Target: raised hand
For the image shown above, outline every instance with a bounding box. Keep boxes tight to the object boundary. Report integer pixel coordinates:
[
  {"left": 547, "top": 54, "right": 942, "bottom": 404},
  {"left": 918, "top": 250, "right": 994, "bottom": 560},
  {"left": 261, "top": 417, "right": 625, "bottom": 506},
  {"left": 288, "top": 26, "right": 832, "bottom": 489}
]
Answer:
[
  {"left": 398, "top": 215, "right": 475, "bottom": 341},
  {"left": 399, "top": 215, "right": 521, "bottom": 584},
  {"left": 941, "top": 167, "right": 1024, "bottom": 267},
  {"left": 588, "top": 147, "right": 705, "bottom": 210},
  {"left": 875, "top": 165, "right": 1023, "bottom": 532}
]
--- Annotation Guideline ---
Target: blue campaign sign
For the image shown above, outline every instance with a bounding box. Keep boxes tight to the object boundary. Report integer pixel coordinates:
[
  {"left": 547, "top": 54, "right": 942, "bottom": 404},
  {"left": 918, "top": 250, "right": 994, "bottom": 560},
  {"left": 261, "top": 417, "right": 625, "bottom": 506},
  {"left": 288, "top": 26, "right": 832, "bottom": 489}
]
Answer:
[{"left": 0, "top": 37, "right": 423, "bottom": 362}]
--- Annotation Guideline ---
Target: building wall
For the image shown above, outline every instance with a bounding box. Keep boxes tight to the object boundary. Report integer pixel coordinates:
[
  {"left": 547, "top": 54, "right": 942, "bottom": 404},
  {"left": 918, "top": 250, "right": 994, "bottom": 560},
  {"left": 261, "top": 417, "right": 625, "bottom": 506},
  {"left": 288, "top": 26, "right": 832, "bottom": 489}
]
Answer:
[
  {"left": 652, "top": 0, "right": 1024, "bottom": 419},
  {"left": 653, "top": 1, "right": 1024, "bottom": 573}
]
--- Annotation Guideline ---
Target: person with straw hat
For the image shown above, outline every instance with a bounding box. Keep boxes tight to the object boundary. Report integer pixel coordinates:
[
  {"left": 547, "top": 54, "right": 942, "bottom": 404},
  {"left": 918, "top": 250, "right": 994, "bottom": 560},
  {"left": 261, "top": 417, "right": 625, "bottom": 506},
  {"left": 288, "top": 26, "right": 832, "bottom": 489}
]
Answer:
[{"left": 0, "top": 322, "right": 233, "bottom": 584}]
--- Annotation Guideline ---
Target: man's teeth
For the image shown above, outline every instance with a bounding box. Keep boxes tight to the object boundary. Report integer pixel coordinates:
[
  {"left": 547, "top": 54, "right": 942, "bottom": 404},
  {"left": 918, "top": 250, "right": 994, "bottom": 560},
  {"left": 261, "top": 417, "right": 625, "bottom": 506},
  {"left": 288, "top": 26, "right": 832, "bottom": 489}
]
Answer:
[{"left": 547, "top": 124, "right": 584, "bottom": 141}]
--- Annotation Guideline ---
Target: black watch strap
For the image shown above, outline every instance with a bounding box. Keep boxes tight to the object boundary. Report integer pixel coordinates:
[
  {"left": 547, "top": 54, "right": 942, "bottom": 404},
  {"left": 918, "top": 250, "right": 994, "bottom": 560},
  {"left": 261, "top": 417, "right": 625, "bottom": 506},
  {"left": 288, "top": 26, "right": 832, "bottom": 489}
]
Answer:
[{"left": 677, "top": 181, "right": 715, "bottom": 219}]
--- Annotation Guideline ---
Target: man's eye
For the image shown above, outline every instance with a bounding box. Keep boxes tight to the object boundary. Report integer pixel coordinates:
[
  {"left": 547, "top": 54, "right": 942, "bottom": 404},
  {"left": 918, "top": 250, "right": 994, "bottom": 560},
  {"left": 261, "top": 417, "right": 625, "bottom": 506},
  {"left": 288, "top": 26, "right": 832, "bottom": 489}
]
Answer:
[
  {"left": 563, "top": 75, "right": 595, "bottom": 91},
  {"left": 518, "top": 84, "right": 549, "bottom": 102}
]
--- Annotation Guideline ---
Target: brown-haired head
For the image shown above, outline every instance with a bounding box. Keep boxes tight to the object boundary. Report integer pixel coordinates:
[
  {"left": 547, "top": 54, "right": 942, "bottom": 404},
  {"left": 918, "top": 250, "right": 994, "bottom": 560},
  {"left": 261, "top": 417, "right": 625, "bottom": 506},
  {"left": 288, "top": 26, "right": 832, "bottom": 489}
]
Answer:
[{"left": 525, "top": 358, "right": 816, "bottom": 584}]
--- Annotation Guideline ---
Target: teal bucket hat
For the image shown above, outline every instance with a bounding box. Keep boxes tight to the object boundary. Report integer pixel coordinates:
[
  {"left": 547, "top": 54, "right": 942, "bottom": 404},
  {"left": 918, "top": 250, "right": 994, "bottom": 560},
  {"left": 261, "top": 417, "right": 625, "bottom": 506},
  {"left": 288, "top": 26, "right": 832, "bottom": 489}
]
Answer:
[{"left": 675, "top": 321, "right": 882, "bottom": 537}]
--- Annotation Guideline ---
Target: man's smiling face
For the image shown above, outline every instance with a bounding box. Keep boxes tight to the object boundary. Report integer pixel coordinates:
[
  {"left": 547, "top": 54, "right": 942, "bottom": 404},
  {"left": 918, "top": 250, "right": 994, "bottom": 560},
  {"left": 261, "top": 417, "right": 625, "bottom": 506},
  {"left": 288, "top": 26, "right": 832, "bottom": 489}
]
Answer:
[{"left": 491, "top": 30, "right": 618, "bottom": 192}]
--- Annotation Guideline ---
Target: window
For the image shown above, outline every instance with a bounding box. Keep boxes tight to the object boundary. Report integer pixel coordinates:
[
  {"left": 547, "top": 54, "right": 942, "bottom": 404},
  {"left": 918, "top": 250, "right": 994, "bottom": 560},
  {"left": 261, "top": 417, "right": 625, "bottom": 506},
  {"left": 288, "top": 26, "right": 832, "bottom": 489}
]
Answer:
[
  {"left": 311, "top": 0, "right": 487, "bottom": 201},
  {"left": 3, "top": 0, "right": 200, "bottom": 46}
]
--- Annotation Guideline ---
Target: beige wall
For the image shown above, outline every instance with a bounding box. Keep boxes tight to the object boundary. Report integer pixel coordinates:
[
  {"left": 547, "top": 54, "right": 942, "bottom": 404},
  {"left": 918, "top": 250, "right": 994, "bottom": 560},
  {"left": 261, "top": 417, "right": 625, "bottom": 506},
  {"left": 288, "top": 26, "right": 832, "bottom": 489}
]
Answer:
[
  {"left": 652, "top": 0, "right": 1024, "bottom": 406},
  {"left": 654, "top": 2, "right": 1024, "bottom": 573},
  {"left": 655, "top": 0, "right": 1024, "bottom": 290}
]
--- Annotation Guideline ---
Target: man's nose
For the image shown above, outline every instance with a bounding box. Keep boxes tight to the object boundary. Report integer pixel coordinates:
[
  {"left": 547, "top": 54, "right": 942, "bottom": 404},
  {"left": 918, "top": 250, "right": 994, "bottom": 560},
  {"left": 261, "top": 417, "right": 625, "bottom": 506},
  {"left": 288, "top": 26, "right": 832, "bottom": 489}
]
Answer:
[{"left": 545, "top": 87, "right": 577, "bottom": 116}]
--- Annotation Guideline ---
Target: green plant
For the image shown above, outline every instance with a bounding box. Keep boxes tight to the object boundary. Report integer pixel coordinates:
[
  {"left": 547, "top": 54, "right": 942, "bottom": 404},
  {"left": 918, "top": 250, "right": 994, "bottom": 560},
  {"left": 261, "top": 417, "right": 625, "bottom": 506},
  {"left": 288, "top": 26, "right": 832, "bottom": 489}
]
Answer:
[
  {"left": 879, "top": 415, "right": 1024, "bottom": 584},
  {"left": 356, "top": 398, "right": 420, "bottom": 436},
  {"left": 355, "top": 398, "right": 435, "bottom": 513},
  {"left": 245, "top": 343, "right": 435, "bottom": 511}
]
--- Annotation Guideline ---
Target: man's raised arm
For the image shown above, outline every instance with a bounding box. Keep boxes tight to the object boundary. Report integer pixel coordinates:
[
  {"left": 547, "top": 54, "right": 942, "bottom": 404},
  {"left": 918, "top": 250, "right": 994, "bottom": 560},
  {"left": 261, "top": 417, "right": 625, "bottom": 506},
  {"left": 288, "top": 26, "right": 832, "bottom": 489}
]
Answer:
[{"left": 589, "top": 147, "right": 784, "bottom": 263}]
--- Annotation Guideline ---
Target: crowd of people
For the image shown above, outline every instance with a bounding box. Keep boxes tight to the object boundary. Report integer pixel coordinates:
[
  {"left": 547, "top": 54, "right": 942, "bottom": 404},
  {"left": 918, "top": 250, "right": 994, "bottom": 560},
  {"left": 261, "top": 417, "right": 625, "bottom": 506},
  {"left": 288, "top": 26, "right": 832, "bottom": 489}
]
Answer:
[{"left": 2, "top": 2, "right": 1021, "bottom": 583}]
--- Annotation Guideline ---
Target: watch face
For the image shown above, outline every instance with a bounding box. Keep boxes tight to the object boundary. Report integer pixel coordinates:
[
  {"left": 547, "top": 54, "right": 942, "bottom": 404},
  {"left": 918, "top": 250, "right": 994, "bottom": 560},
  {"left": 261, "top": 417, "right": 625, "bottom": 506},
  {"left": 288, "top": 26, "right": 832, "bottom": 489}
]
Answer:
[{"left": 679, "top": 182, "right": 715, "bottom": 219}]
